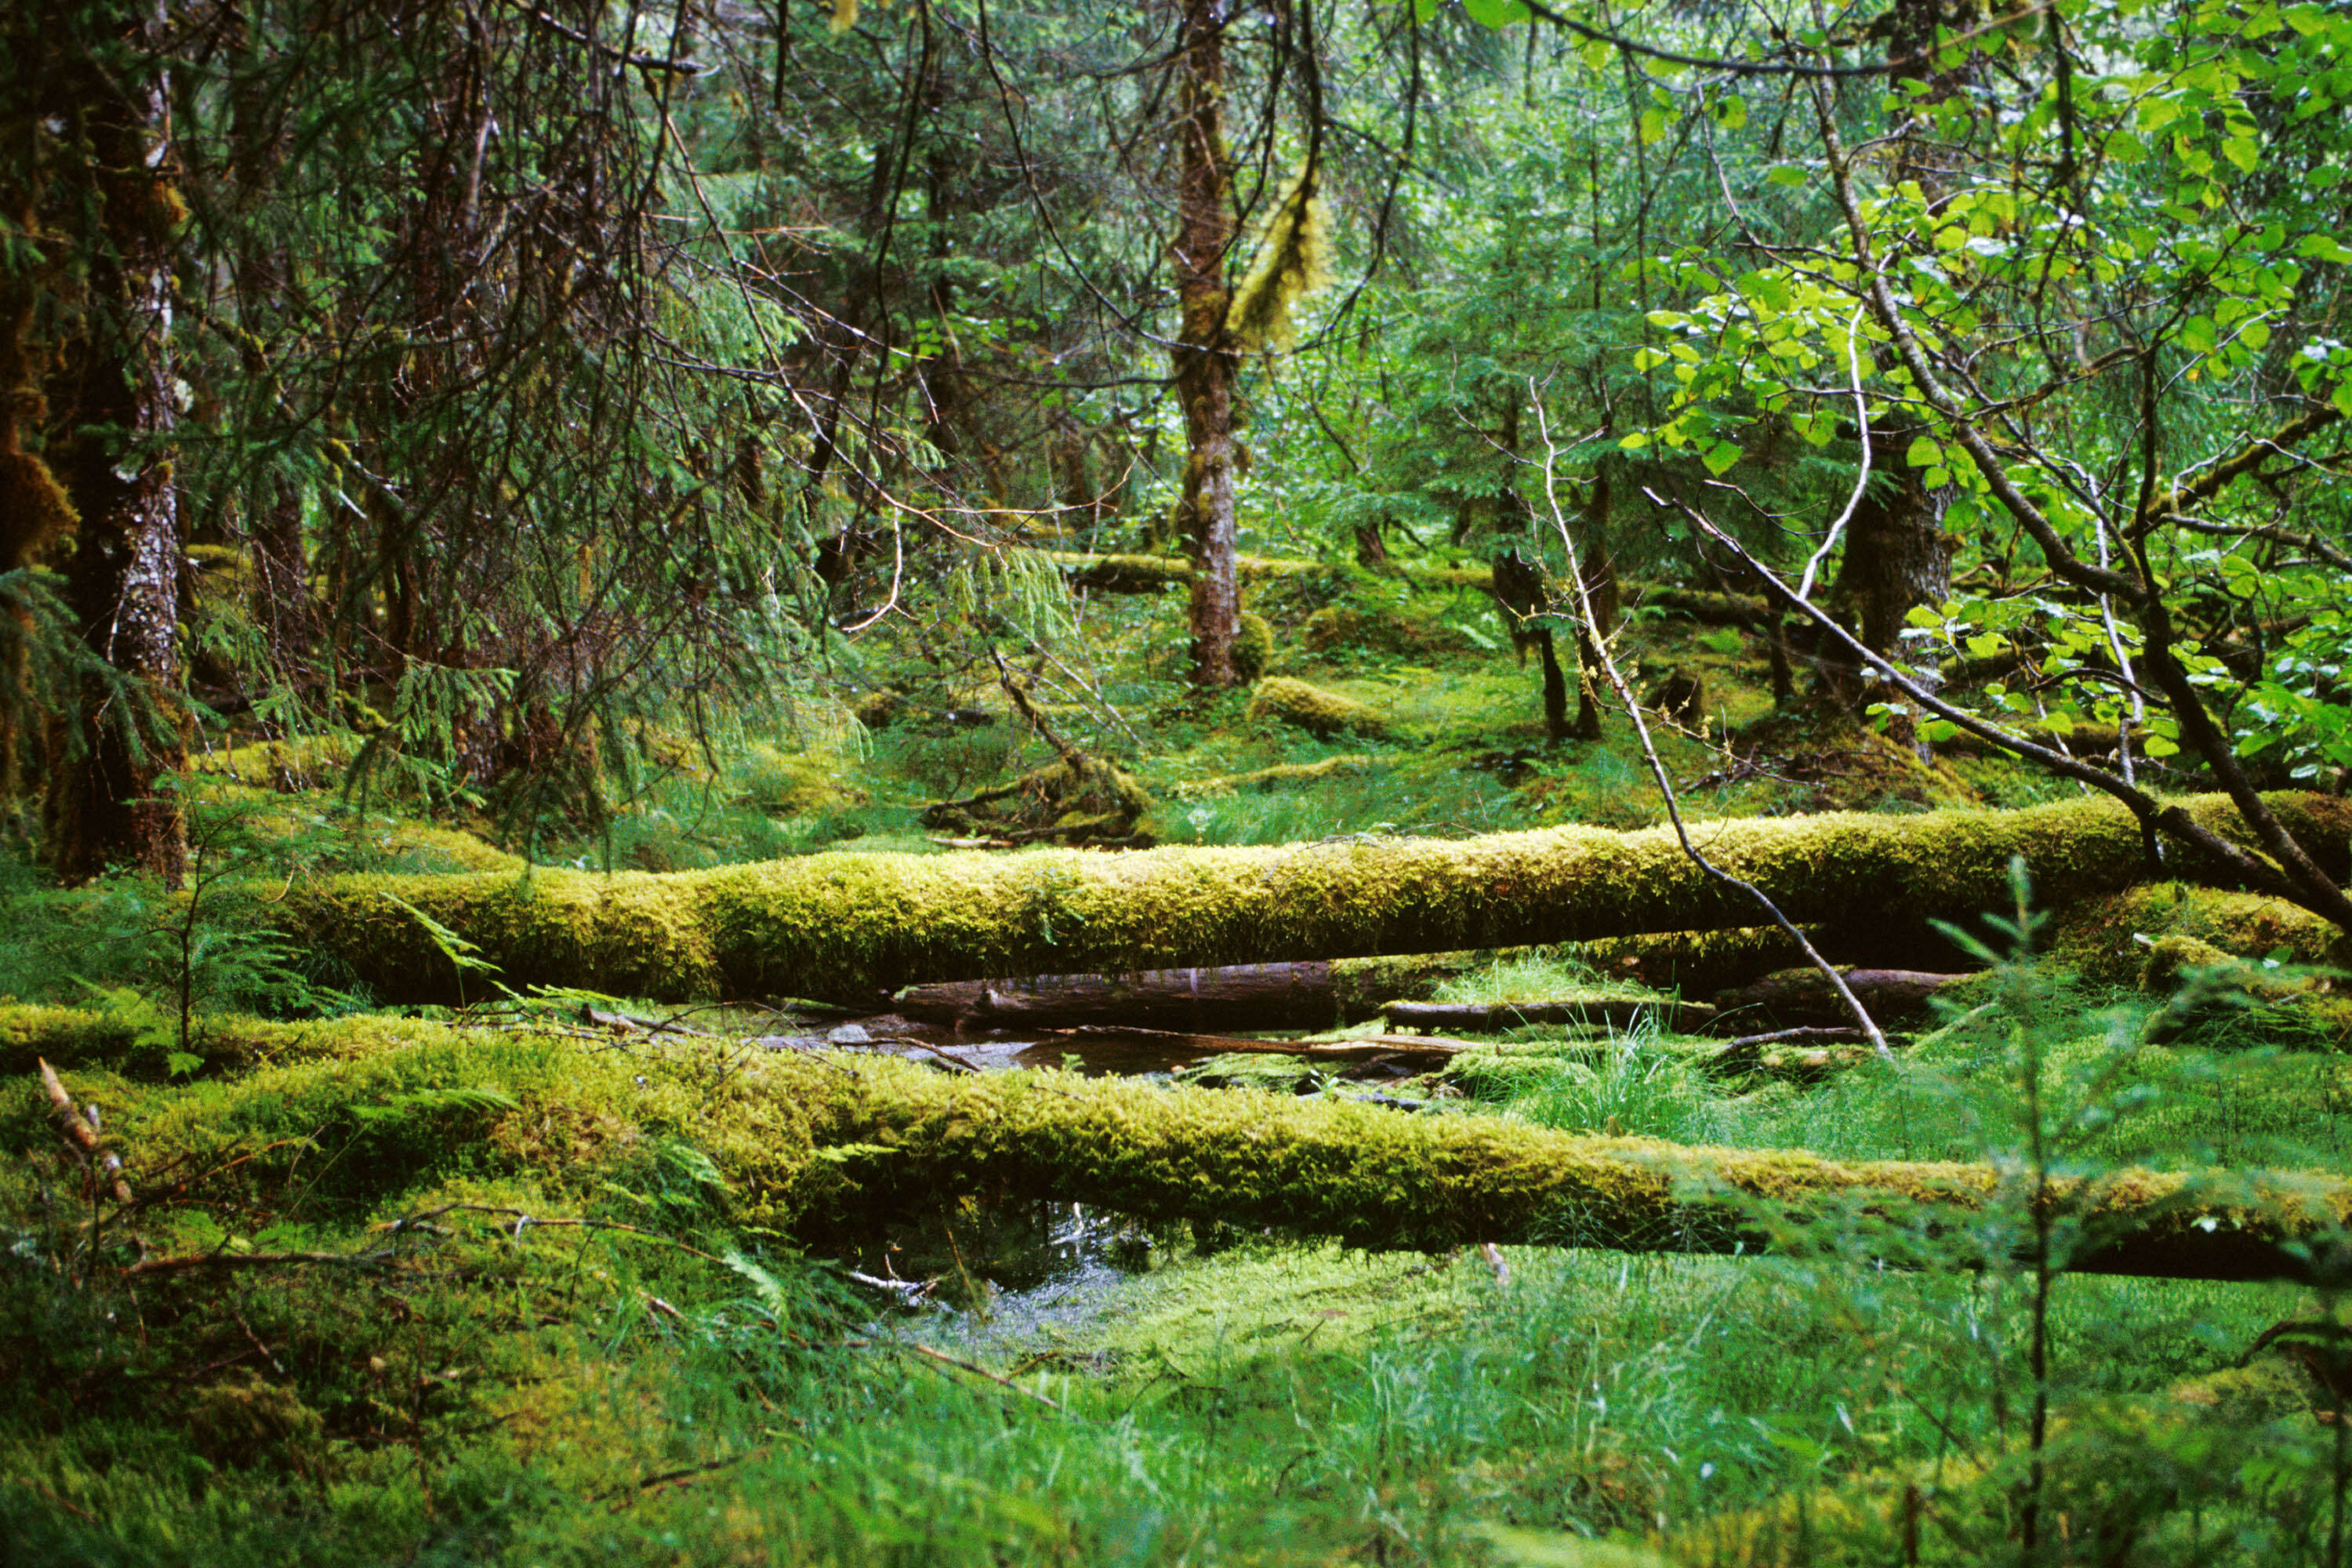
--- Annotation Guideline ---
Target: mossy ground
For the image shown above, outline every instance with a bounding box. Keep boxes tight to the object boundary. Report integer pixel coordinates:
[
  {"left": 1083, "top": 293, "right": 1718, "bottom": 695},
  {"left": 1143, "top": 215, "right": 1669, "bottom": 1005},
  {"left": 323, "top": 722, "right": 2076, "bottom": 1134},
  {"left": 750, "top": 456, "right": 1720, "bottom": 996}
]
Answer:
[{"left": 7, "top": 562, "right": 2352, "bottom": 1562}]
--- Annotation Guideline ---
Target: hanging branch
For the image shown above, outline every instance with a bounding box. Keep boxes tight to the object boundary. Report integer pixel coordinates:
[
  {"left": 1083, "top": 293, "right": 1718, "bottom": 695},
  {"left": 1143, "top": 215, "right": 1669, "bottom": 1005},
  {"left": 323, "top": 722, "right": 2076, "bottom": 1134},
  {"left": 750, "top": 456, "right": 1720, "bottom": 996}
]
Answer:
[
  {"left": 1801, "top": 74, "right": 2352, "bottom": 936},
  {"left": 1529, "top": 391, "right": 1894, "bottom": 1063}
]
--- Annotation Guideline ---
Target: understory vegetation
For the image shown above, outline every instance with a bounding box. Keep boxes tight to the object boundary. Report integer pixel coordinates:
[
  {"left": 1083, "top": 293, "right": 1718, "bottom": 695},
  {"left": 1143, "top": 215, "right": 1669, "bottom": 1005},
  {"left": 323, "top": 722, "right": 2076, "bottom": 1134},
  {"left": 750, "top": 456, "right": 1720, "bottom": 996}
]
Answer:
[{"left": 9, "top": 0, "right": 2352, "bottom": 1561}]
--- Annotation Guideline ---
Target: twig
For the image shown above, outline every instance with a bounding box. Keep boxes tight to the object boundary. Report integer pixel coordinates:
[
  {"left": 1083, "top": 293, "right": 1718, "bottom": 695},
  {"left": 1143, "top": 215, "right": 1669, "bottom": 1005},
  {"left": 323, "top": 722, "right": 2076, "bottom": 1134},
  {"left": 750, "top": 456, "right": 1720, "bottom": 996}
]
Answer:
[{"left": 37, "top": 1059, "right": 131, "bottom": 1204}]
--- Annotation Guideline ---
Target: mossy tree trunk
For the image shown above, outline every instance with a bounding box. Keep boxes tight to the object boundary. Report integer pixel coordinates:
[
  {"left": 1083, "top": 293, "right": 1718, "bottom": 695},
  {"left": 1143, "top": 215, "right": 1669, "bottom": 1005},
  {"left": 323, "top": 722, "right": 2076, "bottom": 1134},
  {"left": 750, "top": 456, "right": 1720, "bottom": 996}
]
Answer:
[
  {"left": 1171, "top": 0, "right": 1242, "bottom": 689},
  {"left": 43, "top": 0, "right": 186, "bottom": 887}
]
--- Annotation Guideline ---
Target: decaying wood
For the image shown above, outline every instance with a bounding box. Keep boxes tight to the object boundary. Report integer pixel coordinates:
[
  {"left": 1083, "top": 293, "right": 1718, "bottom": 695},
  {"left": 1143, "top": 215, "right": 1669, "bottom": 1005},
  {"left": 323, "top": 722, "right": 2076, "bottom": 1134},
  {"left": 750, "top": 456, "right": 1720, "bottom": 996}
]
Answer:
[
  {"left": 893, "top": 952, "right": 1518, "bottom": 1033},
  {"left": 1382, "top": 996, "right": 1719, "bottom": 1034},
  {"left": 1713, "top": 968, "right": 1968, "bottom": 1028},
  {"left": 1704, "top": 1027, "right": 1875, "bottom": 1080},
  {"left": 899, "top": 962, "right": 1351, "bottom": 1031},
  {"left": 38, "top": 1058, "right": 132, "bottom": 1204}
]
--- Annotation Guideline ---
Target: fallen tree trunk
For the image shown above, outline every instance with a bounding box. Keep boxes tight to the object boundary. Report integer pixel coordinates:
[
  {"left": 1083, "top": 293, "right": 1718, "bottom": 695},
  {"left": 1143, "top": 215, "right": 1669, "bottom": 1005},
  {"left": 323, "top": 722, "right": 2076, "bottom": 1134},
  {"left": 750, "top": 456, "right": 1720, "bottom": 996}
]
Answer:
[
  {"left": 270, "top": 792, "right": 2352, "bottom": 1005},
  {"left": 50, "top": 1009, "right": 2352, "bottom": 1284},
  {"left": 799, "top": 1054, "right": 2352, "bottom": 1281},
  {"left": 901, "top": 961, "right": 1340, "bottom": 1031},
  {"left": 1245, "top": 676, "right": 1399, "bottom": 739},
  {"left": 895, "top": 953, "right": 1526, "bottom": 1032},
  {"left": 1712, "top": 967, "right": 1969, "bottom": 1028}
]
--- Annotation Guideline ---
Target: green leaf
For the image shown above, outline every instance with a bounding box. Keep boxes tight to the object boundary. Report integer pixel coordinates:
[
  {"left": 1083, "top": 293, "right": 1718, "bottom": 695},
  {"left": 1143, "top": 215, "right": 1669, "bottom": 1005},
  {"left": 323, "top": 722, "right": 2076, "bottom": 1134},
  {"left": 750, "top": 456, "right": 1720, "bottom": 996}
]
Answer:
[
  {"left": 1462, "top": 0, "right": 1533, "bottom": 27},
  {"left": 1906, "top": 437, "right": 1943, "bottom": 467},
  {"left": 1618, "top": 431, "right": 1652, "bottom": 450},
  {"left": 2143, "top": 734, "right": 2181, "bottom": 757},
  {"left": 1703, "top": 441, "right": 1743, "bottom": 476},
  {"left": 1765, "top": 164, "right": 1809, "bottom": 187},
  {"left": 1715, "top": 94, "right": 1748, "bottom": 130},
  {"left": 1638, "top": 107, "right": 1668, "bottom": 145}
]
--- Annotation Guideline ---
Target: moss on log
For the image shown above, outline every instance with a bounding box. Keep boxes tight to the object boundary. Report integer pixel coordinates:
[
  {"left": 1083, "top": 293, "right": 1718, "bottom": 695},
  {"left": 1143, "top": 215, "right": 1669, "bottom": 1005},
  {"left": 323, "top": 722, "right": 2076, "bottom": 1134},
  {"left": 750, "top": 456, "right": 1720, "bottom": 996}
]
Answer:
[
  {"left": 1167, "top": 754, "right": 1385, "bottom": 797},
  {"left": 1246, "top": 676, "right": 1399, "bottom": 740},
  {"left": 792, "top": 1055, "right": 2349, "bottom": 1278},
  {"left": 16, "top": 1011, "right": 2352, "bottom": 1280},
  {"left": 263, "top": 792, "right": 2352, "bottom": 1006},
  {"left": 2050, "top": 882, "right": 2352, "bottom": 985}
]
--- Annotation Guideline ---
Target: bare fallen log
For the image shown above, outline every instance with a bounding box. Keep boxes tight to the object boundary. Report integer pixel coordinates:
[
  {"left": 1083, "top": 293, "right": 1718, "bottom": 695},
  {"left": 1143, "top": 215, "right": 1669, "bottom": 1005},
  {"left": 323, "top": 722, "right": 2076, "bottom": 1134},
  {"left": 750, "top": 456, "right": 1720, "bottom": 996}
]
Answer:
[
  {"left": 901, "top": 961, "right": 1345, "bottom": 1031},
  {"left": 1382, "top": 996, "right": 1719, "bottom": 1033},
  {"left": 272, "top": 791, "right": 2352, "bottom": 1005},
  {"left": 894, "top": 953, "right": 1524, "bottom": 1033},
  {"left": 1712, "top": 967, "right": 1969, "bottom": 1028}
]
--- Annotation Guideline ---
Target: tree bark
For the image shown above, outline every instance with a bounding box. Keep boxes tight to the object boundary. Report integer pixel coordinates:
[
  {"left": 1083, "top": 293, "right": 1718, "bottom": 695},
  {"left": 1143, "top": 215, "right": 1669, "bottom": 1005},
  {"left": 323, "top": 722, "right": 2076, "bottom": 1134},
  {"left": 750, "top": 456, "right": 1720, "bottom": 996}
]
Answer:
[
  {"left": 43, "top": 0, "right": 186, "bottom": 887},
  {"left": 1171, "top": 0, "right": 1242, "bottom": 688}
]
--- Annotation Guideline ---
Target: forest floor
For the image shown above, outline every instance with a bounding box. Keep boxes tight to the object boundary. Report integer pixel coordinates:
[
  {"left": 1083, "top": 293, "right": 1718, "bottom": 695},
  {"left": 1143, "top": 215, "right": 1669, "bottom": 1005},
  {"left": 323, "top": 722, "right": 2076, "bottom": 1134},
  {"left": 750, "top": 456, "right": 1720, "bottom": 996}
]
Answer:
[{"left": 5, "top": 551, "right": 2351, "bottom": 1565}]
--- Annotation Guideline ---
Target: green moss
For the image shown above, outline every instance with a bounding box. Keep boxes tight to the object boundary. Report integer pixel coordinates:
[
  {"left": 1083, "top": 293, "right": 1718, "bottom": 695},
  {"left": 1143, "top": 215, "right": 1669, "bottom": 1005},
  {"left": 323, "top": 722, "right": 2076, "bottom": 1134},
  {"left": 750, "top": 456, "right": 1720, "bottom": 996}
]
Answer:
[
  {"left": 734, "top": 744, "right": 862, "bottom": 818},
  {"left": 1246, "top": 675, "right": 1399, "bottom": 740},
  {"left": 266, "top": 791, "right": 2352, "bottom": 1008},
  {"left": 922, "top": 754, "right": 1152, "bottom": 844},
  {"left": 1633, "top": 583, "right": 1771, "bottom": 626},
  {"left": 188, "top": 734, "right": 363, "bottom": 793},
  {"left": 1231, "top": 612, "right": 1276, "bottom": 683},
  {"left": 2050, "top": 882, "right": 2352, "bottom": 987},
  {"left": 1300, "top": 604, "right": 1479, "bottom": 661},
  {"left": 1167, "top": 754, "right": 1385, "bottom": 799},
  {"left": 16, "top": 1009, "right": 2352, "bottom": 1282}
]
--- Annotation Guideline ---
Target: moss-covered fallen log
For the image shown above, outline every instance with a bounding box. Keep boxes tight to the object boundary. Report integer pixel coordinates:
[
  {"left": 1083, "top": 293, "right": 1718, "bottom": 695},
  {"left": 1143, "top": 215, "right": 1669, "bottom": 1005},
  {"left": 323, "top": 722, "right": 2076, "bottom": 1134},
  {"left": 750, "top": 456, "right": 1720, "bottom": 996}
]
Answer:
[
  {"left": 1245, "top": 676, "right": 1399, "bottom": 739},
  {"left": 793, "top": 1054, "right": 2350, "bottom": 1279},
  {"left": 267, "top": 792, "right": 2352, "bottom": 1006},
  {"left": 20, "top": 1012, "right": 2352, "bottom": 1281},
  {"left": 1166, "top": 754, "right": 1385, "bottom": 798}
]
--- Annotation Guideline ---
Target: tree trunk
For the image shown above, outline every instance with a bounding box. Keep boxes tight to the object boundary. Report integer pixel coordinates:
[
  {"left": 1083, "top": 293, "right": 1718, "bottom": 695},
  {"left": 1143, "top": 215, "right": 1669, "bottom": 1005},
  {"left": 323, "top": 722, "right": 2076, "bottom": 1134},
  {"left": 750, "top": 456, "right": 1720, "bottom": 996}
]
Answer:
[
  {"left": 1171, "top": 0, "right": 1241, "bottom": 688},
  {"left": 1817, "top": 0, "right": 1973, "bottom": 718},
  {"left": 43, "top": 0, "right": 185, "bottom": 887},
  {"left": 1828, "top": 425, "right": 1950, "bottom": 719}
]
